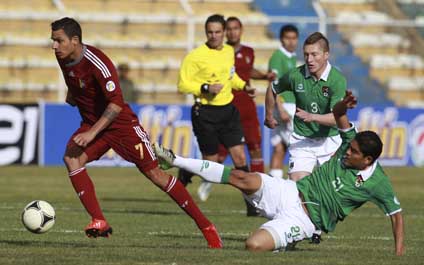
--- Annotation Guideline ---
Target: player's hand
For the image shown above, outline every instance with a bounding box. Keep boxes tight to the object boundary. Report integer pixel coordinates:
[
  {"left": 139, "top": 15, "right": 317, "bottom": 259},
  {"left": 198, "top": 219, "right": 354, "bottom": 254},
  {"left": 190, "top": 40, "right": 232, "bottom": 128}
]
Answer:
[
  {"left": 208, "top": 84, "right": 224, "bottom": 94},
  {"left": 73, "top": 130, "right": 96, "bottom": 147},
  {"left": 295, "top": 108, "right": 315, "bottom": 123},
  {"left": 245, "top": 85, "right": 256, "bottom": 98},
  {"left": 278, "top": 109, "right": 291, "bottom": 123},
  {"left": 342, "top": 90, "right": 357, "bottom": 109},
  {"left": 266, "top": 72, "right": 277, "bottom": 81},
  {"left": 332, "top": 90, "right": 357, "bottom": 117},
  {"left": 265, "top": 115, "right": 278, "bottom": 129}
]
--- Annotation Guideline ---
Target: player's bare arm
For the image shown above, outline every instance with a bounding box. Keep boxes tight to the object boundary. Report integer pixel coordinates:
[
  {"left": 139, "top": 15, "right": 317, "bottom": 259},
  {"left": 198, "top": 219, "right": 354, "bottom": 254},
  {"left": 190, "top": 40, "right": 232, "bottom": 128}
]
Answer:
[
  {"left": 208, "top": 83, "right": 224, "bottom": 94},
  {"left": 332, "top": 90, "right": 357, "bottom": 129},
  {"left": 250, "top": 68, "right": 276, "bottom": 81},
  {"left": 244, "top": 84, "right": 256, "bottom": 98},
  {"left": 391, "top": 212, "right": 405, "bottom": 256},
  {"left": 276, "top": 96, "right": 291, "bottom": 123},
  {"left": 295, "top": 108, "right": 336, "bottom": 126},
  {"left": 73, "top": 103, "right": 122, "bottom": 147},
  {"left": 264, "top": 83, "right": 278, "bottom": 129}
]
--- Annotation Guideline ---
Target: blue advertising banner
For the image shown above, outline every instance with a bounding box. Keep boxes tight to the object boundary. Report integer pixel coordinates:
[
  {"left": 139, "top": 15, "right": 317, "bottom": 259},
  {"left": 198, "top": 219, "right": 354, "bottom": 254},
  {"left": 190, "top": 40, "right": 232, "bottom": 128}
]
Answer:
[{"left": 42, "top": 103, "right": 424, "bottom": 167}]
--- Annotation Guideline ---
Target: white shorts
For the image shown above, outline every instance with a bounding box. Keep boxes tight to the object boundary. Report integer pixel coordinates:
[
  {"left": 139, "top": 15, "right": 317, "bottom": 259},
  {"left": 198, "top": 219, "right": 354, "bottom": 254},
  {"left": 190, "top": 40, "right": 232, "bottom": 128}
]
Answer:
[
  {"left": 271, "top": 103, "right": 296, "bottom": 146},
  {"left": 243, "top": 173, "right": 315, "bottom": 250},
  {"left": 288, "top": 133, "right": 342, "bottom": 174}
]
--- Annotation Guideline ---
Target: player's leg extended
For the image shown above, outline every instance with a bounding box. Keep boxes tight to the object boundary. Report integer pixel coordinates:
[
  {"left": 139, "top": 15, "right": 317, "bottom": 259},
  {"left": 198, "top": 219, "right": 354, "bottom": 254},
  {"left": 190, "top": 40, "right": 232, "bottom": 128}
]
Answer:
[
  {"left": 117, "top": 125, "right": 222, "bottom": 248},
  {"left": 154, "top": 143, "right": 262, "bottom": 195},
  {"left": 63, "top": 130, "right": 112, "bottom": 238},
  {"left": 143, "top": 167, "right": 223, "bottom": 248}
]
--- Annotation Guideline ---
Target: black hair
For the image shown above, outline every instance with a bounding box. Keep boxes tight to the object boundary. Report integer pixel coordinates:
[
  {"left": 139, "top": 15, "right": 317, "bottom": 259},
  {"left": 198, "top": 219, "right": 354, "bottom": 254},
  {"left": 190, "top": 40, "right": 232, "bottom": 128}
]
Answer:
[
  {"left": 355, "top": 131, "right": 383, "bottom": 163},
  {"left": 205, "top": 14, "right": 226, "bottom": 31},
  {"left": 304, "top": 32, "right": 329, "bottom": 52},
  {"left": 51, "top": 17, "right": 82, "bottom": 43},
  {"left": 279, "top": 24, "right": 298, "bottom": 39},
  {"left": 226, "top": 16, "right": 242, "bottom": 28}
]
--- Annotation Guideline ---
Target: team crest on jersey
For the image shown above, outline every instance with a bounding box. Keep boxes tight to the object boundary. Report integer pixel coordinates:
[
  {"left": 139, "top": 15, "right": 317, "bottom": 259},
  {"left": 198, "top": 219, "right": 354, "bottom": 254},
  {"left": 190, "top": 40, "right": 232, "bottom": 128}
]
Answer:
[
  {"left": 79, "top": 79, "right": 85, "bottom": 89},
  {"left": 322, "top": 86, "right": 330, "bottom": 97},
  {"left": 229, "top": 66, "right": 235, "bottom": 79},
  {"left": 236, "top": 53, "right": 243, "bottom": 59},
  {"left": 68, "top": 71, "right": 75, "bottom": 77},
  {"left": 296, "top": 83, "right": 304, "bottom": 92},
  {"left": 245, "top": 56, "right": 251, "bottom": 64},
  {"left": 354, "top": 177, "right": 363, "bottom": 187},
  {"left": 106, "top": 80, "right": 116, "bottom": 92}
]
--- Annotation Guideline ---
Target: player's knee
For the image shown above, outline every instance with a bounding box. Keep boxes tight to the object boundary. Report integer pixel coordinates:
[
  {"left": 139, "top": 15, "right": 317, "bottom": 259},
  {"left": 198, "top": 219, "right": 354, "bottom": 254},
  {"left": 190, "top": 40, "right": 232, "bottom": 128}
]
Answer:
[
  {"left": 63, "top": 155, "right": 82, "bottom": 170},
  {"left": 143, "top": 167, "right": 169, "bottom": 189},
  {"left": 231, "top": 170, "right": 248, "bottom": 182},
  {"left": 245, "top": 238, "right": 264, "bottom": 252}
]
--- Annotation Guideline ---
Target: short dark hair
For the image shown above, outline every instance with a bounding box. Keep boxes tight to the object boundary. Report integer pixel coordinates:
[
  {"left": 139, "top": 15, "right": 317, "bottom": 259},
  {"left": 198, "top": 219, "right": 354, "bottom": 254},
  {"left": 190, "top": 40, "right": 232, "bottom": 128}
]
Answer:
[
  {"left": 355, "top": 131, "right": 383, "bottom": 163},
  {"left": 205, "top": 14, "right": 226, "bottom": 31},
  {"left": 279, "top": 24, "right": 298, "bottom": 39},
  {"left": 226, "top": 16, "right": 242, "bottom": 28},
  {"left": 51, "top": 17, "right": 82, "bottom": 43},
  {"left": 304, "top": 32, "right": 329, "bottom": 52}
]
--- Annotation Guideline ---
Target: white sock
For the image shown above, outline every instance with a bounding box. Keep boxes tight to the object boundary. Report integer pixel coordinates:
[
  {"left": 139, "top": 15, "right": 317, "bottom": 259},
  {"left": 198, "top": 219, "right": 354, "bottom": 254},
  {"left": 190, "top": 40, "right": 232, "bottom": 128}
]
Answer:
[
  {"left": 269, "top": 169, "right": 283, "bottom": 178},
  {"left": 174, "top": 155, "right": 227, "bottom": 183}
]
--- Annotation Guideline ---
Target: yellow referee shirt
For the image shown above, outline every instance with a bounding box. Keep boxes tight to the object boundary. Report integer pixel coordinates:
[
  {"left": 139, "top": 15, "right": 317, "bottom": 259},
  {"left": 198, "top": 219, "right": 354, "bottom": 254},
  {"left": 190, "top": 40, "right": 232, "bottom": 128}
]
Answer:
[{"left": 178, "top": 43, "right": 246, "bottom": 106}]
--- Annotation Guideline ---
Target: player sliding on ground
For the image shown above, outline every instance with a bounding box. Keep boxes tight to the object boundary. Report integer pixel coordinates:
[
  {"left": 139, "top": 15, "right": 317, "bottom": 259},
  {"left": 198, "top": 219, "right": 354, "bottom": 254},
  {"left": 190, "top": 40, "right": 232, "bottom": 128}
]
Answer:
[{"left": 154, "top": 91, "right": 404, "bottom": 255}]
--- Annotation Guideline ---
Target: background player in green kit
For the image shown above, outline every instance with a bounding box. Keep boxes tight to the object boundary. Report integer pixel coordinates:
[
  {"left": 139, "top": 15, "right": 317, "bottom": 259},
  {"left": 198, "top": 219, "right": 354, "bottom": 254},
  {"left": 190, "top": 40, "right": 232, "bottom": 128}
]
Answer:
[
  {"left": 154, "top": 91, "right": 404, "bottom": 255},
  {"left": 268, "top": 24, "right": 298, "bottom": 179},
  {"left": 265, "top": 32, "right": 346, "bottom": 182}
]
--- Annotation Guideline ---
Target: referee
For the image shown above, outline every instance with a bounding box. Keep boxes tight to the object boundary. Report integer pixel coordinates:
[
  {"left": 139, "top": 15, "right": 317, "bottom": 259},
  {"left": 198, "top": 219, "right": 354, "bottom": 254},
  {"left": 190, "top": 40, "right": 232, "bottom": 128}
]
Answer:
[{"left": 178, "top": 14, "right": 255, "bottom": 204}]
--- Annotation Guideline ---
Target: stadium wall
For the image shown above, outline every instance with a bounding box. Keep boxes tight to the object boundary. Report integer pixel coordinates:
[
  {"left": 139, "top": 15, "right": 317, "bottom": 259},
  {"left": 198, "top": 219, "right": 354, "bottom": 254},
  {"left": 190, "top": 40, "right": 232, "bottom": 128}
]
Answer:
[{"left": 0, "top": 103, "right": 423, "bottom": 167}]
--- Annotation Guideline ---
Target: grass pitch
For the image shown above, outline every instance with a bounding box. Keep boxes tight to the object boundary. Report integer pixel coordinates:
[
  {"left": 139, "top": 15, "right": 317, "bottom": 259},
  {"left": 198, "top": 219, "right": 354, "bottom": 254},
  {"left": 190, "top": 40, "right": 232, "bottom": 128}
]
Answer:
[{"left": 0, "top": 166, "right": 423, "bottom": 265}]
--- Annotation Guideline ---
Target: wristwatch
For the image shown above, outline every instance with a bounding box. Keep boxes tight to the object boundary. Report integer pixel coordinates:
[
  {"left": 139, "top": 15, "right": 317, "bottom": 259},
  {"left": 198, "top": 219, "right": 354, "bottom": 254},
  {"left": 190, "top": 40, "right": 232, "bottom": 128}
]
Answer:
[{"left": 201, "top": 83, "right": 209, "bottom": 93}]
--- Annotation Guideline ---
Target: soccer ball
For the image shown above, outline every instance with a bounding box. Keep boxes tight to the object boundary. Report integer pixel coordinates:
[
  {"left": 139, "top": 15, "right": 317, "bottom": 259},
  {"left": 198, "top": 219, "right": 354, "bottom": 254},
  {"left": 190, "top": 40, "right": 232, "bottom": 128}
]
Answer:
[{"left": 21, "top": 200, "right": 56, "bottom": 234}]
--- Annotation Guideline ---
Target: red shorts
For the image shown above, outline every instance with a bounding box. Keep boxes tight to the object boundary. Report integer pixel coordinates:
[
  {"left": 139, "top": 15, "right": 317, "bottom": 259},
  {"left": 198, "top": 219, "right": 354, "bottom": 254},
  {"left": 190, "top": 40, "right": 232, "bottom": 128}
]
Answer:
[
  {"left": 218, "top": 91, "right": 261, "bottom": 157},
  {"left": 66, "top": 123, "right": 158, "bottom": 172}
]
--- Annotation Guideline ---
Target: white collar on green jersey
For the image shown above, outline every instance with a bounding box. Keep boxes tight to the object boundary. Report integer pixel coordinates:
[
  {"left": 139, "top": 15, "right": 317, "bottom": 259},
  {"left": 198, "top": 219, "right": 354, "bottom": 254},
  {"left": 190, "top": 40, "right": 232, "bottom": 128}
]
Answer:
[
  {"left": 357, "top": 161, "right": 377, "bottom": 181},
  {"left": 279, "top": 45, "right": 296, "bottom": 58},
  {"left": 305, "top": 61, "right": 332, "bottom": 81}
]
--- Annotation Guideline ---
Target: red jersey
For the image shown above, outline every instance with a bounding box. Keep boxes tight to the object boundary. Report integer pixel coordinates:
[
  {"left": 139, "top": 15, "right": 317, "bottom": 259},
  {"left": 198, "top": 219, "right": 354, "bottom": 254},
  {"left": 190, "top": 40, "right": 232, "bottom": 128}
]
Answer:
[
  {"left": 57, "top": 45, "right": 137, "bottom": 129},
  {"left": 234, "top": 45, "right": 254, "bottom": 83}
]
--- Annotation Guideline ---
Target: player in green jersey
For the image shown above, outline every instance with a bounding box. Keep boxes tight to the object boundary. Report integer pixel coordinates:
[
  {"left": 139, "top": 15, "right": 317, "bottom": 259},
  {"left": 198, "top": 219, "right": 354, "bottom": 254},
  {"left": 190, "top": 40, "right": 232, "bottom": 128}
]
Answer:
[
  {"left": 268, "top": 24, "right": 298, "bottom": 179},
  {"left": 154, "top": 91, "right": 404, "bottom": 255},
  {"left": 265, "top": 32, "right": 347, "bottom": 182}
]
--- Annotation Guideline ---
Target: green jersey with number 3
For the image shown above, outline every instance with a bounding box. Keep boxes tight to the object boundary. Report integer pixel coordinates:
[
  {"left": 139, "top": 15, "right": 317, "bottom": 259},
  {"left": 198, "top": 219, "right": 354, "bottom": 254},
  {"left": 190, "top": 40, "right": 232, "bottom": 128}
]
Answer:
[
  {"left": 296, "top": 126, "right": 402, "bottom": 233},
  {"left": 272, "top": 64, "right": 347, "bottom": 138}
]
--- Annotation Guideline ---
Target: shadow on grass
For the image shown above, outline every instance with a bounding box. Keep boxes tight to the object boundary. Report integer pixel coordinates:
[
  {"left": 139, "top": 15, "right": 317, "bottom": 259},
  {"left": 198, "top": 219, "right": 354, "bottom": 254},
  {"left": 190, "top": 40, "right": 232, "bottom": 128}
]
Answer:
[
  {"left": 0, "top": 239, "right": 208, "bottom": 250},
  {"left": 0, "top": 239, "right": 93, "bottom": 248},
  {"left": 104, "top": 208, "right": 184, "bottom": 216},
  {"left": 102, "top": 197, "right": 170, "bottom": 203}
]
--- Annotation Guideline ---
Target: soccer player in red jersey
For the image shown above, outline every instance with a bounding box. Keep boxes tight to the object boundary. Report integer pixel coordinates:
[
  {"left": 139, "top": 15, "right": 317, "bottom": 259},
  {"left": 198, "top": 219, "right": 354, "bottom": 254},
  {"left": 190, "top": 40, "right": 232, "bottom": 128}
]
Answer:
[
  {"left": 219, "top": 16, "right": 276, "bottom": 173},
  {"left": 50, "top": 17, "right": 222, "bottom": 248}
]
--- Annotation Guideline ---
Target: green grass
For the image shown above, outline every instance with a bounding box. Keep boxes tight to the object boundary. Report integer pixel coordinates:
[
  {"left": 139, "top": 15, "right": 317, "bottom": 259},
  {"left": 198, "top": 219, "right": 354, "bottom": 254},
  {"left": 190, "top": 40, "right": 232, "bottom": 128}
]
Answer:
[{"left": 0, "top": 166, "right": 423, "bottom": 265}]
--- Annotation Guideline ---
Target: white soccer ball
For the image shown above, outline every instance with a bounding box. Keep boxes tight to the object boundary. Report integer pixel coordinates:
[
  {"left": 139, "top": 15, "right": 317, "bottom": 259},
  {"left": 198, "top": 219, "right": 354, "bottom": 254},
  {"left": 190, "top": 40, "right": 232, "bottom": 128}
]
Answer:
[{"left": 21, "top": 200, "right": 56, "bottom": 234}]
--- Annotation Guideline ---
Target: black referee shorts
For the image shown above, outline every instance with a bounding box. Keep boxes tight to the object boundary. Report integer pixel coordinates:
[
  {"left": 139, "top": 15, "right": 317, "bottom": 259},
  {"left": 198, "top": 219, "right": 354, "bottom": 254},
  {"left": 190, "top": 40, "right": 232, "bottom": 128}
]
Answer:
[{"left": 191, "top": 103, "right": 245, "bottom": 155}]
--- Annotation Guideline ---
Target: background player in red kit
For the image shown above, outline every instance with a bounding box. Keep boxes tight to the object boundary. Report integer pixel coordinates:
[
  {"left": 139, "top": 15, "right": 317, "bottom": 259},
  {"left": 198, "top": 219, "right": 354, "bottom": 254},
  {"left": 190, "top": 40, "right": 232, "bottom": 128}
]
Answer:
[
  {"left": 50, "top": 17, "right": 222, "bottom": 248},
  {"left": 219, "top": 16, "right": 276, "bottom": 172}
]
